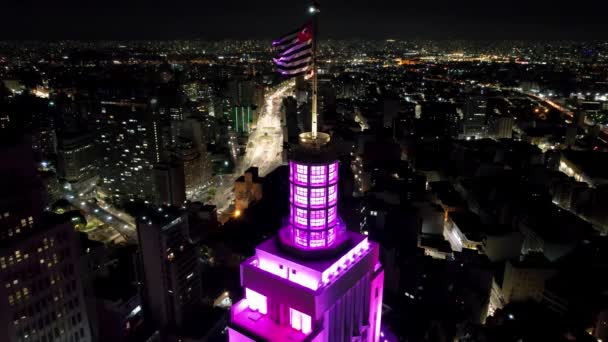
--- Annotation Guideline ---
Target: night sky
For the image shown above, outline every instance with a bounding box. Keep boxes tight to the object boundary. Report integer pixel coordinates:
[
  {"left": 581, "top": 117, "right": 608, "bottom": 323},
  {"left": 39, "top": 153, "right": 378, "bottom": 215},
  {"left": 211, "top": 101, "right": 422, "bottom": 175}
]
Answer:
[{"left": 1, "top": 0, "right": 607, "bottom": 40}]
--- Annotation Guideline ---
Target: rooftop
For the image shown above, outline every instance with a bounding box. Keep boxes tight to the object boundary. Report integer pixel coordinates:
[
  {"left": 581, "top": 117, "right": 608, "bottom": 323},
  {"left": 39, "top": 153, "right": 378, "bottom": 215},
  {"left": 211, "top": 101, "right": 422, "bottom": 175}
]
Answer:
[
  {"left": 510, "top": 252, "right": 551, "bottom": 269},
  {"left": 562, "top": 150, "right": 608, "bottom": 181},
  {"left": 235, "top": 166, "right": 263, "bottom": 183},
  {"left": 291, "top": 135, "right": 337, "bottom": 164},
  {"left": 247, "top": 231, "right": 374, "bottom": 291},
  {"left": 521, "top": 202, "right": 595, "bottom": 244},
  {"left": 136, "top": 205, "right": 184, "bottom": 228},
  {"left": 450, "top": 211, "right": 484, "bottom": 241},
  {"left": 419, "top": 234, "right": 453, "bottom": 254},
  {"left": 231, "top": 300, "right": 311, "bottom": 342},
  {"left": 429, "top": 181, "right": 466, "bottom": 208},
  {"left": 257, "top": 231, "right": 368, "bottom": 273}
]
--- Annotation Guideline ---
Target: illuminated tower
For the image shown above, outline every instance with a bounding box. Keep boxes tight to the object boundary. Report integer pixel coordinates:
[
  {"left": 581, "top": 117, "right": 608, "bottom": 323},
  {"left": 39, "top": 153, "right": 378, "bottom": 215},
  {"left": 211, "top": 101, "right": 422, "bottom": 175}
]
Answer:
[{"left": 229, "top": 133, "right": 385, "bottom": 342}]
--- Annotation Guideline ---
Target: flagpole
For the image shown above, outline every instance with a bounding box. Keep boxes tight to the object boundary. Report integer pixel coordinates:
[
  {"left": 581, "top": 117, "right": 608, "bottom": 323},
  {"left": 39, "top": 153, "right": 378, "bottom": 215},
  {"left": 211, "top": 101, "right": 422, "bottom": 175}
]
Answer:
[{"left": 310, "top": 1, "right": 319, "bottom": 140}]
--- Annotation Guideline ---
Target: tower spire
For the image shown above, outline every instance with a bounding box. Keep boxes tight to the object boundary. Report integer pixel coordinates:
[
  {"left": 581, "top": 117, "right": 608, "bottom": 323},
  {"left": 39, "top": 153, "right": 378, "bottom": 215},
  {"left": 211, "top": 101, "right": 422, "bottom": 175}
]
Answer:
[{"left": 310, "top": 1, "right": 320, "bottom": 139}]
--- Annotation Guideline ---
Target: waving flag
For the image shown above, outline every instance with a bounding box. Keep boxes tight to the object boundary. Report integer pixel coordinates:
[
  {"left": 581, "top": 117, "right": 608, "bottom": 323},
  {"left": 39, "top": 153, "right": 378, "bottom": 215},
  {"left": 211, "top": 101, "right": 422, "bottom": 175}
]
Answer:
[{"left": 273, "top": 22, "right": 313, "bottom": 77}]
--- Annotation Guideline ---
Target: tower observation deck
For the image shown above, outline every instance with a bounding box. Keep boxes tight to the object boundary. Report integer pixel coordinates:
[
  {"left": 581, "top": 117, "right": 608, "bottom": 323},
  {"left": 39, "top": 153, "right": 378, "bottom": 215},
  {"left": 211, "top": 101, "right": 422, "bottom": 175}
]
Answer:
[
  {"left": 280, "top": 132, "right": 349, "bottom": 257},
  {"left": 229, "top": 132, "right": 385, "bottom": 342}
]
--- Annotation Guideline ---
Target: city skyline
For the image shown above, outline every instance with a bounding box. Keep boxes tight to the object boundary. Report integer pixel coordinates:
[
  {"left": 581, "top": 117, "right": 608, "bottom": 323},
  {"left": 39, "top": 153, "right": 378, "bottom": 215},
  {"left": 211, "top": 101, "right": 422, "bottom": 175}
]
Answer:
[
  {"left": 2, "top": 3, "right": 608, "bottom": 341},
  {"left": 1, "top": 0, "right": 608, "bottom": 40}
]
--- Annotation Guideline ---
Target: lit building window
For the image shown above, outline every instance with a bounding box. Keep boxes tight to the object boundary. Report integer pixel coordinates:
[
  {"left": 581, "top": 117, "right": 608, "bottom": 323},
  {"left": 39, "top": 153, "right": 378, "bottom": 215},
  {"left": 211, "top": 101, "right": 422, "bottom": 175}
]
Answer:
[
  {"left": 310, "top": 188, "right": 326, "bottom": 208},
  {"left": 290, "top": 308, "right": 312, "bottom": 334},
  {"left": 310, "top": 231, "right": 326, "bottom": 248},
  {"left": 310, "top": 210, "right": 326, "bottom": 229},
  {"left": 328, "top": 185, "right": 337, "bottom": 205},
  {"left": 327, "top": 227, "right": 336, "bottom": 245},
  {"left": 295, "top": 229, "right": 308, "bottom": 246},
  {"left": 327, "top": 206, "right": 337, "bottom": 225},
  {"left": 294, "top": 186, "right": 308, "bottom": 206},
  {"left": 295, "top": 164, "right": 309, "bottom": 184},
  {"left": 310, "top": 166, "right": 326, "bottom": 185},
  {"left": 328, "top": 162, "right": 338, "bottom": 183},
  {"left": 295, "top": 208, "right": 308, "bottom": 227}
]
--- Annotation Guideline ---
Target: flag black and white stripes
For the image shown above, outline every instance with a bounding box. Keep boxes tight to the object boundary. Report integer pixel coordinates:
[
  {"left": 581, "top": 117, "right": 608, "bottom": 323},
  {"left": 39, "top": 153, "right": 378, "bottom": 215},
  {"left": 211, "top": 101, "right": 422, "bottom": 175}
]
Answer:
[{"left": 272, "top": 23, "right": 313, "bottom": 77}]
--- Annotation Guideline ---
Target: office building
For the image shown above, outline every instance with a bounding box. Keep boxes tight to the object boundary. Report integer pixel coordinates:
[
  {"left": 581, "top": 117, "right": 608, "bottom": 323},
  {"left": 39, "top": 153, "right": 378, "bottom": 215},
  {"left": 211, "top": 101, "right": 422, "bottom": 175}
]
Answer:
[
  {"left": 565, "top": 126, "right": 577, "bottom": 147},
  {"left": 233, "top": 105, "right": 254, "bottom": 135},
  {"left": 227, "top": 78, "right": 263, "bottom": 136},
  {"left": 57, "top": 132, "right": 98, "bottom": 190},
  {"left": 489, "top": 116, "right": 514, "bottom": 139},
  {"left": 419, "top": 102, "right": 459, "bottom": 138},
  {"left": 382, "top": 98, "right": 400, "bottom": 128},
  {"left": 462, "top": 96, "right": 488, "bottom": 138},
  {"left": 31, "top": 127, "right": 57, "bottom": 159},
  {"left": 0, "top": 136, "right": 92, "bottom": 342},
  {"left": 95, "top": 99, "right": 163, "bottom": 201},
  {"left": 229, "top": 133, "right": 384, "bottom": 342},
  {"left": 136, "top": 208, "right": 202, "bottom": 333},
  {"left": 502, "top": 254, "right": 555, "bottom": 304},
  {"left": 174, "top": 138, "right": 206, "bottom": 198},
  {"left": 153, "top": 161, "right": 186, "bottom": 206}
]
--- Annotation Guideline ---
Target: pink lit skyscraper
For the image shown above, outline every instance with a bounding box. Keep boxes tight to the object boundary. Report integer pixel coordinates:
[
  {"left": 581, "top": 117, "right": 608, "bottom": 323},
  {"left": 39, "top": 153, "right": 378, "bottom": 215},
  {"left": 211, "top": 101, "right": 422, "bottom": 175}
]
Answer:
[{"left": 229, "top": 132, "right": 384, "bottom": 342}]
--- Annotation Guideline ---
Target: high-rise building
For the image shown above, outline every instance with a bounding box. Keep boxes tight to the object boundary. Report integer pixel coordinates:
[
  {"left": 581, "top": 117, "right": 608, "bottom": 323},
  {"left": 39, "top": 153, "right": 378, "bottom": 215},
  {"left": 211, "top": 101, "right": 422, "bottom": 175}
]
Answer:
[
  {"left": 0, "top": 136, "right": 92, "bottom": 342},
  {"left": 229, "top": 133, "right": 384, "bottom": 342},
  {"left": 489, "top": 116, "right": 514, "bottom": 139},
  {"left": 565, "top": 126, "right": 578, "bottom": 147},
  {"left": 57, "top": 132, "right": 98, "bottom": 190},
  {"left": 31, "top": 127, "right": 57, "bottom": 159},
  {"left": 189, "top": 116, "right": 213, "bottom": 158},
  {"left": 462, "top": 96, "right": 488, "bottom": 138},
  {"left": 233, "top": 105, "right": 254, "bottom": 135},
  {"left": 153, "top": 161, "right": 186, "bottom": 206},
  {"left": 228, "top": 79, "right": 255, "bottom": 108},
  {"left": 573, "top": 108, "right": 587, "bottom": 128},
  {"left": 174, "top": 138, "right": 206, "bottom": 197},
  {"left": 382, "top": 98, "right": 400, "bottom": 129},
  {"left": 136, "top": 208, "right": 202, "bottom": 333},
  {"left": 0, "top": 136, "right": 45, "bottom": 231},
  {"left": 180, "top": 117, "right": 213, "bottom": 196},
  {"left": 95, "top": 99, "right": 163, "bottom": 201},
  {"left": 227, "top": 78, "right": 261, "bottom": 136},
  {"left": 502, "top": 254, "right": 556, "bottom": 304},
  {"left": 419, "top": 102, "right": 459, "bottom": 138}
]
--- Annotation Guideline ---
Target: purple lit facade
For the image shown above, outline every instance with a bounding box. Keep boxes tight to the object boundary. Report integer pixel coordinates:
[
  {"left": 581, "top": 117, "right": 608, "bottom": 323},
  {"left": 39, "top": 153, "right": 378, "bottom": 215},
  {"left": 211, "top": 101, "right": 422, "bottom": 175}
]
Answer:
[
  {"left": 229, "top": 150, "right": 385, "bottom": 342},
  {"left": 287, "top": 160, "right": 340, "bottom": 250}
]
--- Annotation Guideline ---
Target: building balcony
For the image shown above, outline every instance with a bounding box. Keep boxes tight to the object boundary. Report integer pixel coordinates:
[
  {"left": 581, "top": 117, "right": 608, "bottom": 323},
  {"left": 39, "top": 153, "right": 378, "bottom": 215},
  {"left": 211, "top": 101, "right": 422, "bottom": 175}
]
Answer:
[{"left": 230, "top": 299, "right": 316, "bottom": 342}]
